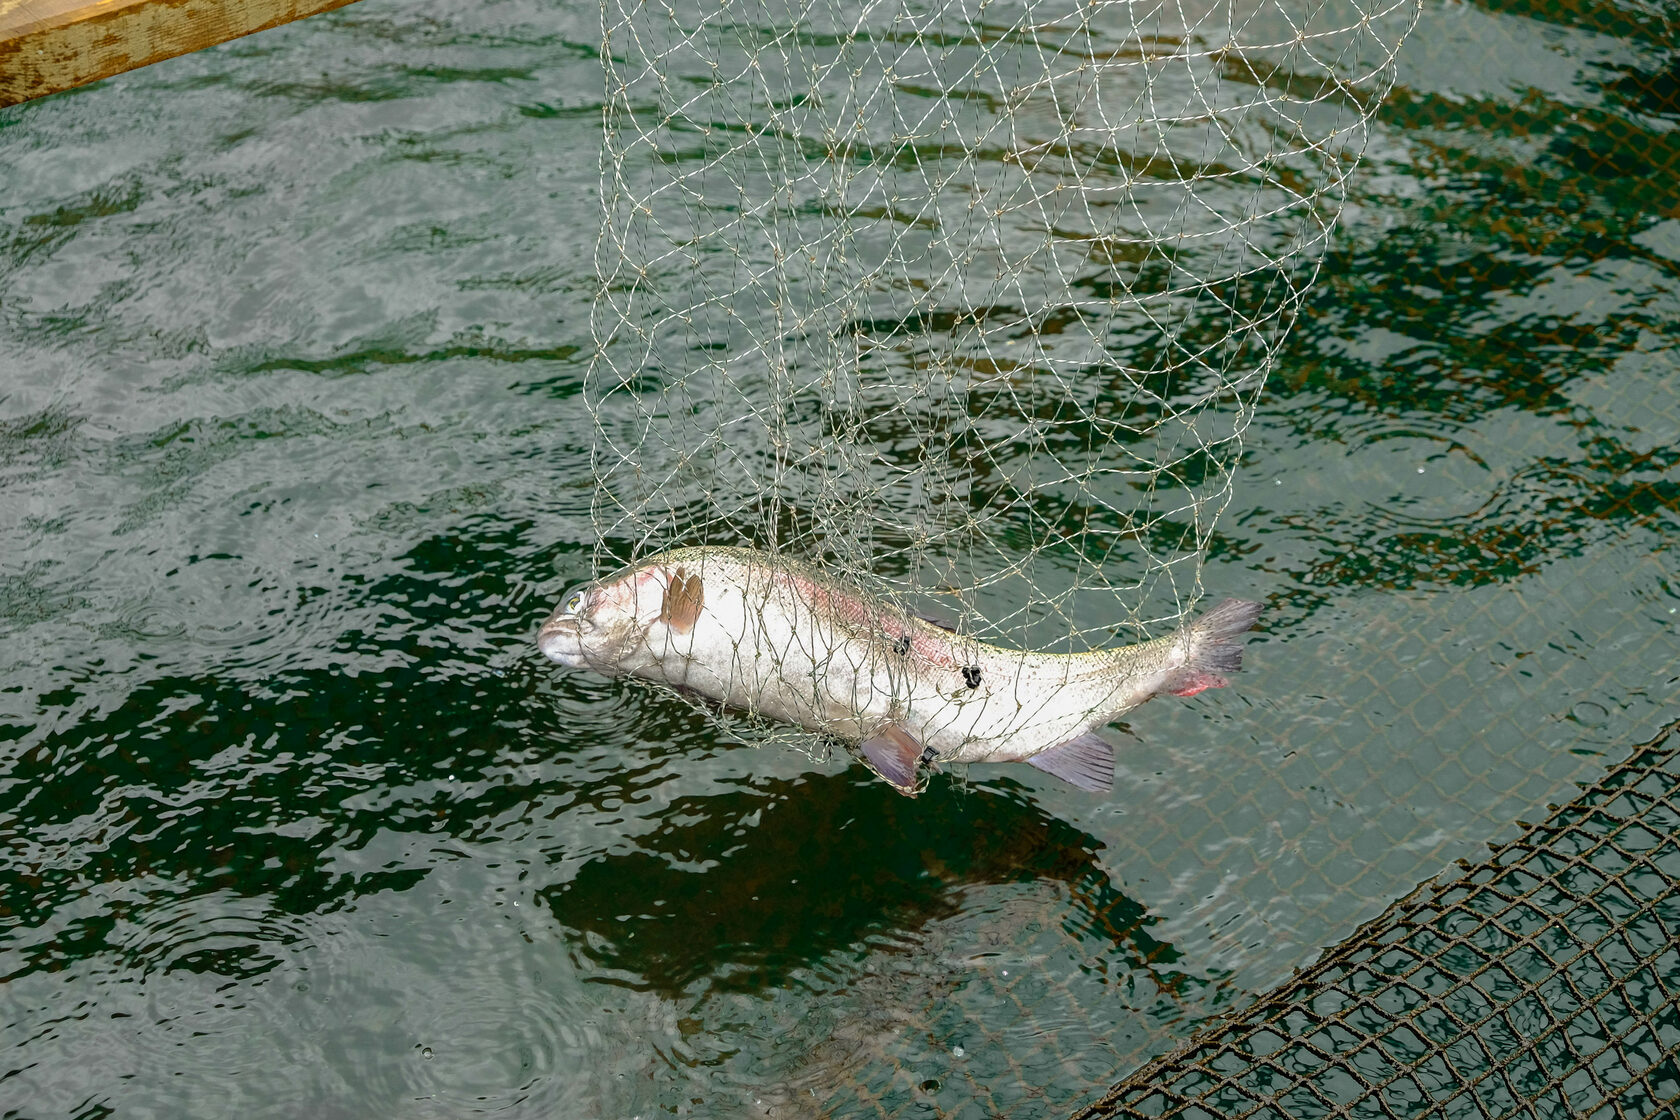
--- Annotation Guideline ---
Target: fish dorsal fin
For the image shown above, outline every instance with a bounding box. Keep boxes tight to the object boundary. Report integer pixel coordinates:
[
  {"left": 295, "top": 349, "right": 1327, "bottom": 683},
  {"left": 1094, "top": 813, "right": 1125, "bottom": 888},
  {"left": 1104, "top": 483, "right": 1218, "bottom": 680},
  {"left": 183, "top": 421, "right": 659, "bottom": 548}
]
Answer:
[
  {"left": 911, "top": 608, "right": 958, "bottom": 633},
  {"left": 858, "top": 724, "right": 923, "bottom": 794},
  {"left": 659, "top": 567, "right": 705, "bottom": 633},
  {"left": 1027, "top": 732, "right": 1114, "bottom": 792}
]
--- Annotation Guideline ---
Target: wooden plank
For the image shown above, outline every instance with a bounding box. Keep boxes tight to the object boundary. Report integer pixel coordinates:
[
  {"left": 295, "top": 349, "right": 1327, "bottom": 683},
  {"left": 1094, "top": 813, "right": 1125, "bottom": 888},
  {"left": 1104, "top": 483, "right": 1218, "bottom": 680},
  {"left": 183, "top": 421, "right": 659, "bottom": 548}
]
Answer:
[{"left": 0, "top": 0, "right": 365, "bottom": 108}]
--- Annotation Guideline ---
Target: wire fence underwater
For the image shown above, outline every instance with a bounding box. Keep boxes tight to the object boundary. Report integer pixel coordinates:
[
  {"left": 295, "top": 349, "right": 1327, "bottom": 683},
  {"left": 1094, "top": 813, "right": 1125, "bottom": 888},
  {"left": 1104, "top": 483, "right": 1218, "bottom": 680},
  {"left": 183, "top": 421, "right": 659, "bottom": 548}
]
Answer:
[{"left": 1076, "top": 720, "right": 1680, "bottom": 1120}]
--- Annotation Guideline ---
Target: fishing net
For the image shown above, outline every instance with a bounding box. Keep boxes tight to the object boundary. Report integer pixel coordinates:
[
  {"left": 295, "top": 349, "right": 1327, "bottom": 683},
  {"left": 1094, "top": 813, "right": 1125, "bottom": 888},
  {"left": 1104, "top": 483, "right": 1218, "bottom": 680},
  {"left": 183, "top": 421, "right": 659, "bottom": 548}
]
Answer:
[
  {"left": 1074, "top": 718, "right": 1680, "bottom": 1120},
  {"left": 585, "top": 0, "right": 1420, "bottom": 734}
]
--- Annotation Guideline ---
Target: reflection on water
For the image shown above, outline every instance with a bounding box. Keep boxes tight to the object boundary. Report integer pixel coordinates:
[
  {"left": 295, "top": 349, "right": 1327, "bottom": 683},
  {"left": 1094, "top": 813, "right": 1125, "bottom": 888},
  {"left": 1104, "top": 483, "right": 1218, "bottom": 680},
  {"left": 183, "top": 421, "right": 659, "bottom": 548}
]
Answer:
[
  {"left": 550, "top": 773, "right": 1190, "bottom": 1000},
  {"left": 1, "top": 0, "right": 1677, "bottom": 1116}
]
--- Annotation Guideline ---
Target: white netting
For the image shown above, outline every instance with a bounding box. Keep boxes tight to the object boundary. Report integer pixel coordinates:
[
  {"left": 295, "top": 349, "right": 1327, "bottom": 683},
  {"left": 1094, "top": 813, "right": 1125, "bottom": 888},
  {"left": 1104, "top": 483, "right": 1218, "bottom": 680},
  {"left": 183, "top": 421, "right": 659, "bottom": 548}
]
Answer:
[{"left": 585, "top": 0, "right": 1417, "bottom": 722}]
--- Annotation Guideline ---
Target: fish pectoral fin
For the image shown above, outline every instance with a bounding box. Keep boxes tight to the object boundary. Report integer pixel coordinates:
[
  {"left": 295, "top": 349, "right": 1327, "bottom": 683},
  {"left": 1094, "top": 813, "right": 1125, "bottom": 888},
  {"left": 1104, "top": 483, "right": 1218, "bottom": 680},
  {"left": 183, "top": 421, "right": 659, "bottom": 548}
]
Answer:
[
  {"left": 659, "top": 567, "right": 705, "bottom": 634},
  {"left": 857, "top": 724, "right": 924, "bottom": 794},
  {"left": 1026, "top": 732, "right": 1114, "bottom": 793}
]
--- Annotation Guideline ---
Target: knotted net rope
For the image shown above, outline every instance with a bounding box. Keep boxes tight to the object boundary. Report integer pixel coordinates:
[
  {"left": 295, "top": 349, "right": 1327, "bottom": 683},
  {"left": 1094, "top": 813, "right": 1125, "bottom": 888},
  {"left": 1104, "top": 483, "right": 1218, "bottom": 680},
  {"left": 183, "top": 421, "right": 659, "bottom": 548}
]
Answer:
[
  {"left": 1074, "top": 720, "right": 1680, "bottom": 1120},
  {"left": 586, "top": 0, "right": 1419, "bottom": 733}
]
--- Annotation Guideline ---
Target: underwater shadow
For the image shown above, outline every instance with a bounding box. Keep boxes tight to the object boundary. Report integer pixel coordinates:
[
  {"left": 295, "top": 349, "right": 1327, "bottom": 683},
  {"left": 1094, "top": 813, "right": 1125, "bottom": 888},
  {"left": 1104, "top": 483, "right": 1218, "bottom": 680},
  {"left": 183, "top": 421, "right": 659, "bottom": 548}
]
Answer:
[{"left": 542, "top": 771, "right": 1184, "bottom": 999}]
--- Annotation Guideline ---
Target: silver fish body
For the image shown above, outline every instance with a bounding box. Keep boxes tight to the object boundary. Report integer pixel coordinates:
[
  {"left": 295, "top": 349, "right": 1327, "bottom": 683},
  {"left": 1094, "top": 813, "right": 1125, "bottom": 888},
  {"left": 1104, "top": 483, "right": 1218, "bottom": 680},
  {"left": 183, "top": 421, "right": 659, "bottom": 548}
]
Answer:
[{"left": 537, "top": 546, "right": 1260, "bottom": 794}]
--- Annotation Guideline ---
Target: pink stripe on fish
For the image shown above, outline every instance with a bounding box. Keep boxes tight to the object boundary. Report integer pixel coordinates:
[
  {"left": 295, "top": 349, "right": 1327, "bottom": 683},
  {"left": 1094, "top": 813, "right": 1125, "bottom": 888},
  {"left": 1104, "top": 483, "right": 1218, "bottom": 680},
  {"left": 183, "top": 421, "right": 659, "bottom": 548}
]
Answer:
[
  {"left": 908, "top": 630, "right": 960, "bottom": 669},
  {"left": 782, "top": 571, "right": 960, "bottom": 670}
]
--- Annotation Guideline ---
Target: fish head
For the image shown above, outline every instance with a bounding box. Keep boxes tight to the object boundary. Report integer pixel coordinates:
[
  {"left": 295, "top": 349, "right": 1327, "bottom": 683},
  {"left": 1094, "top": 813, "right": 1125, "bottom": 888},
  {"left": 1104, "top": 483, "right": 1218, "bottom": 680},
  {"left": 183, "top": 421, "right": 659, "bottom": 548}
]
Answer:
[{"left": 537, "top": 562, "right": 679, "bottom": 675}]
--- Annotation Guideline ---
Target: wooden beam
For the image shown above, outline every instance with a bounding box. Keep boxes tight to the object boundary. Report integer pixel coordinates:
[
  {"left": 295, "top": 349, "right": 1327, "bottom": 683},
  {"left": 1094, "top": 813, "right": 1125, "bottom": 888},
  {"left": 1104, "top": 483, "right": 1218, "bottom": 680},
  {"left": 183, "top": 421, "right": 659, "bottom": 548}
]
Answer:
[{"left": 0, "top": 0, "right": 365, "bottom": 109}]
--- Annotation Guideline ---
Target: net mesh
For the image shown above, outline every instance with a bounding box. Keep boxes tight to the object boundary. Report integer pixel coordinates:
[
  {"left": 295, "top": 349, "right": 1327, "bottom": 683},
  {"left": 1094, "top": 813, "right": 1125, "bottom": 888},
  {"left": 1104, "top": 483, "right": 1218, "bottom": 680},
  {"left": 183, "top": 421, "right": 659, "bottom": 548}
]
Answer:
[
  {"left": 585, "top": 0, "right": 1419, "bottom": 740},
  {"left": 1074, "top": 719, "right": 1680, "bottom": 1120}
]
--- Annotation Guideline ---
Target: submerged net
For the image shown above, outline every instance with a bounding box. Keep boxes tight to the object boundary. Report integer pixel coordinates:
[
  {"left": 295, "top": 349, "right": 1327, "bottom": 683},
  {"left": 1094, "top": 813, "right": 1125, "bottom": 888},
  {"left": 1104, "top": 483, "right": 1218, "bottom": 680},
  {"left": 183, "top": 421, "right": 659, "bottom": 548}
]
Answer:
[
  {"left": 1075, "top": 719, "right": 1680, "bottom": 1120},
  {"left": 586, "top": 0, "right": 1419, "bottom": 735}
]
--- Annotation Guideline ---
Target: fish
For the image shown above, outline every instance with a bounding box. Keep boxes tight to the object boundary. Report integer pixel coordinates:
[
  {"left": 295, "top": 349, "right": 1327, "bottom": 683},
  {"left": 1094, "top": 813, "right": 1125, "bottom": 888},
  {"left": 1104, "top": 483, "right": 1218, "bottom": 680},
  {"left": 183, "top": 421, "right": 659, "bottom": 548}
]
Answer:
[{"left": 536, "top": 546, "right": 1261, "bottom": 796}]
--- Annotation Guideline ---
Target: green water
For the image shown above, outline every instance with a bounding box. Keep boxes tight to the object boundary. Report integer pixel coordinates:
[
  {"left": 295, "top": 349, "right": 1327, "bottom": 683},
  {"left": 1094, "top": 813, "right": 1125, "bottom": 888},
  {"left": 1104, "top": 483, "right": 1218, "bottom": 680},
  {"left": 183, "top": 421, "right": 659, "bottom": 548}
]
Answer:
[{"left": 1, "top": 1, "right": 1676, "bottom": 1117}]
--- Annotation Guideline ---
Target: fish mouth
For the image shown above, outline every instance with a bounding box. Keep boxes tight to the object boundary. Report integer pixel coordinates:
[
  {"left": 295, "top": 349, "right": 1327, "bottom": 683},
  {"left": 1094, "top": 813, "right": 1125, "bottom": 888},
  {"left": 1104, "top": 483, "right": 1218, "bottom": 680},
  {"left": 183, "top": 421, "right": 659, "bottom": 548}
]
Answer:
[{"left": 537, "top": 615, "right": 587, "bottom": 667}]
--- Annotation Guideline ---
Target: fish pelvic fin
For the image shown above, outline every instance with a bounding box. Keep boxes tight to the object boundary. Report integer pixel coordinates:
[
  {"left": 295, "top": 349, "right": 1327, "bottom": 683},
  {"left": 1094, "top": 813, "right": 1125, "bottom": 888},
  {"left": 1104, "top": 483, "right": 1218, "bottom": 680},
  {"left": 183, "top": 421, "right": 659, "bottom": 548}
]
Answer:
[
  {"left": 1164, "top": 597, "right": 1262, "bottom": 698},
  {"left": 1027, "top": 732, "right": 1114, "bottom": 792},
  {"left": 857, "top": 724, "right": 924, "bottom": 795}
]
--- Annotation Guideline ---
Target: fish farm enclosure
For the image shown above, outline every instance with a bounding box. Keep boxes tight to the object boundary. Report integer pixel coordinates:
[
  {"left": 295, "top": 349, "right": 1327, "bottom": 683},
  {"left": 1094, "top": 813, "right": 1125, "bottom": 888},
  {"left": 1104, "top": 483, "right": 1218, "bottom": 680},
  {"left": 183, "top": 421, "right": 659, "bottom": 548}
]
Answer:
[{"left": 1, "top": 0, "right": 1678, "bottom": 1117}]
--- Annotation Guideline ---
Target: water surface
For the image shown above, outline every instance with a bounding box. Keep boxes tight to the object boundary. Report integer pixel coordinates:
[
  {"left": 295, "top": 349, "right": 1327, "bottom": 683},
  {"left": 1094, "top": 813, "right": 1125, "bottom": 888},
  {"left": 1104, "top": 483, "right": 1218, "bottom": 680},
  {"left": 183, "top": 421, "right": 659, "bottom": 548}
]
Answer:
[{"left": 2, "top": 0, "right": 1677, "bottom": 1116}]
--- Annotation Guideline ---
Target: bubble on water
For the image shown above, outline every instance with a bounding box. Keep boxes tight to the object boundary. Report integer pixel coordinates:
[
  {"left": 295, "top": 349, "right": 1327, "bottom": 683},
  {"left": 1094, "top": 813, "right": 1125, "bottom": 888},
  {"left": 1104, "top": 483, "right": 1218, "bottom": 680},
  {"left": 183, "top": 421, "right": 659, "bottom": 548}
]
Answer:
[
  {"left": 951, "top": 1045, "right": 965, "bottom": 1059},
  {"left": 1571, "top": 701, "right": 1610, "bottom": 727},
  {"left": 421, "top": 1047, "right": 434, "bottom": 1061}
]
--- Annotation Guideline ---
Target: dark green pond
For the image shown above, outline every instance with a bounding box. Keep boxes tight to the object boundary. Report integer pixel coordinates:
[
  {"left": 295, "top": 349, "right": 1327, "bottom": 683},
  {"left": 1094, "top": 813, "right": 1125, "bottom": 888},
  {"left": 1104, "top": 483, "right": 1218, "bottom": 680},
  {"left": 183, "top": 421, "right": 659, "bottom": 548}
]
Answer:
[{"left": 2, "top": 0, "right": 1676, "bottom": 1116}]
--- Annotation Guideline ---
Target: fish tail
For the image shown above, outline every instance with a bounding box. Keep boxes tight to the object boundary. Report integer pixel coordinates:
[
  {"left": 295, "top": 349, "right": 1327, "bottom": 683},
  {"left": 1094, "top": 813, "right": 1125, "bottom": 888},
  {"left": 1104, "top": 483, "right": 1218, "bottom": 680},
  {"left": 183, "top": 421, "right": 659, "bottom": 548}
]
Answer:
[{"left": 1162, "top": 598, "right": 1263, "bottom": 697}]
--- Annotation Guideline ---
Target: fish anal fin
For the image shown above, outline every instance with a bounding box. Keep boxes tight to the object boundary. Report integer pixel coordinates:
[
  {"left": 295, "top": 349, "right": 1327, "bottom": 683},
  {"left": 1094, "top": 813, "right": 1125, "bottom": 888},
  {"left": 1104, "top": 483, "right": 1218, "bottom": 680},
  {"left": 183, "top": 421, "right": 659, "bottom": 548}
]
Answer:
[
  {"left": 1169, "top": 671, "right": 1228, "bottom": 698},
  {"left": 1027, "top": 732, "right": 1114, "bottom": 793},
  {"left": 858, "top": 724, "right": 923, "bottom": 794}
]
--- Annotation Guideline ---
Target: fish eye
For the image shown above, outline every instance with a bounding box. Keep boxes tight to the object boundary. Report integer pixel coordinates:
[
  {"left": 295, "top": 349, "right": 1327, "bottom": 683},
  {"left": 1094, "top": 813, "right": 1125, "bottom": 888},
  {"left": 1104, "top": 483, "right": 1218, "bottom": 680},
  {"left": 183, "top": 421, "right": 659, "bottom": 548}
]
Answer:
[{"left": 561, "top": 587, "right": 588, "bottom": 616}]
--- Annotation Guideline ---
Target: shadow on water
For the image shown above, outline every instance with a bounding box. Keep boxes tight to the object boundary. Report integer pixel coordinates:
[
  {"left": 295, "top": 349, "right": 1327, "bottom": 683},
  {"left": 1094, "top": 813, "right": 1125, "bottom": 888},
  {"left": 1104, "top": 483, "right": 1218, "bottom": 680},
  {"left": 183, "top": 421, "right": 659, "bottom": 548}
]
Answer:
[
  {"left": 544, "top": 771, "right": 1187, "bottom": 1001},
  {"left": 1475, "top": 0, "right": 1676, "bottom": 44},
  {"left": 0, "top": 519, "right": 650, "bottom": 982},
  {"left": 1235, "top": 12, "right": 1680, "bottom": 613}
]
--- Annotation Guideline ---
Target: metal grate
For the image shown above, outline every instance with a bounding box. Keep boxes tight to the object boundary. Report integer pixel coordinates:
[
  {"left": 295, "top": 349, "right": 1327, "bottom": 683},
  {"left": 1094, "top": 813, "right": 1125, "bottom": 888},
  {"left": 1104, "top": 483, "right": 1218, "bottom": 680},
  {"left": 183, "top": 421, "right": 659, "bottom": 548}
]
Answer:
[{"left": 1073, "top": 720, "right": 1680, "bottom": 1120}]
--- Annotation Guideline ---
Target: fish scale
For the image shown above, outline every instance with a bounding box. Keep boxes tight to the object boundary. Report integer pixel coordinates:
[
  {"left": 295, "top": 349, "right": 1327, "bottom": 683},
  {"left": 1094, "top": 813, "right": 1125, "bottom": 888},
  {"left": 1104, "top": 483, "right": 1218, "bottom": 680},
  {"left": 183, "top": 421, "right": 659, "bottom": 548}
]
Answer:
[{"left": 538, "top": 546, "right": 1261, "bottom": 795}]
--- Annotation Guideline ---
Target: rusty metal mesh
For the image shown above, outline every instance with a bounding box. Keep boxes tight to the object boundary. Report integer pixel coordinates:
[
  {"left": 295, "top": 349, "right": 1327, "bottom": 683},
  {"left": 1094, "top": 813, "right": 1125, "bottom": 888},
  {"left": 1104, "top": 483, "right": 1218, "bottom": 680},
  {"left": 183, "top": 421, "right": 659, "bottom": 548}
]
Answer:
[{"left": 1072, "top": 720, "right": 1680, "bottom": 1120}]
